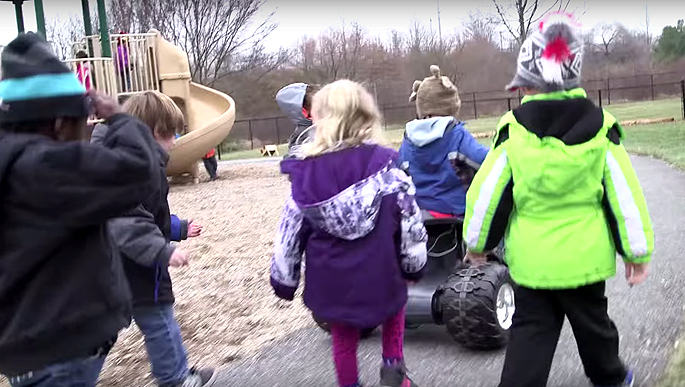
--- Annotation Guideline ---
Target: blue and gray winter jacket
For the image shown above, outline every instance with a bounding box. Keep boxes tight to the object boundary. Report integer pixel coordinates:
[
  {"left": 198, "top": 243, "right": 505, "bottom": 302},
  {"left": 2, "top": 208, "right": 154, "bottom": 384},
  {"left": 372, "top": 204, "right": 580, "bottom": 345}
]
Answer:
[{"left": 399, "top": 117, "right": 488, "bottom": 216}]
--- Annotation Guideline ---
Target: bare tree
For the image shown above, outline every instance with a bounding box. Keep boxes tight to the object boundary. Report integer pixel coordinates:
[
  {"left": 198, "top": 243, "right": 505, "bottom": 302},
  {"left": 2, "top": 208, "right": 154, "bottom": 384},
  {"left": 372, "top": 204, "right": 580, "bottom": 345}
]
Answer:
[
  {"left": 593, "top": 22, "right": 620, "bottom": 56},
  {"left": 491, "top": 0, "right": 572, "bottom": 45},
  {"left": 389, "top": 30, "right": 404, "bottom": 57},
  {"left": 464, "top": 11, "right": 499, "bottom": 44},
  {"left": 47, "top": 15, "right": 85, "bottom": 60},
  {"left": 107, "top": 0, "right": 279, "bottom": 86},
  {"left": 108, "top": 0, "right": 177, "bottom": 38}
]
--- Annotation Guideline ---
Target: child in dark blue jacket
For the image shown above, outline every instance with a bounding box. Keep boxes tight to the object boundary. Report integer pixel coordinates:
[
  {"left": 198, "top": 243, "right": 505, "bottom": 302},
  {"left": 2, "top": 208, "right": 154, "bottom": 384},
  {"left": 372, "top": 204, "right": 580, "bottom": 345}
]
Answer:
[{"left": 399, "top": 65, "right": 488, "bottom": 217}]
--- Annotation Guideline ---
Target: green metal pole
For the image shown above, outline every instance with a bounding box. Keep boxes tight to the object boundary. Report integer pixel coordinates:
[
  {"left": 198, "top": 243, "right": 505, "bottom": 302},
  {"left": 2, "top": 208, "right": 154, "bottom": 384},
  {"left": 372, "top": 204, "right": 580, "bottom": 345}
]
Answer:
[
  {"left": 14, "top": 1, "right": 25, "bottom": 34},
  {"left": 80, "top": 0, "right": 95, "bottom": 57},
  {"left": 96, "top": 0, "right": 111, "bottom": 57},
  {"left": 34, "top": 0, "right": 46, "bottom": 37}
]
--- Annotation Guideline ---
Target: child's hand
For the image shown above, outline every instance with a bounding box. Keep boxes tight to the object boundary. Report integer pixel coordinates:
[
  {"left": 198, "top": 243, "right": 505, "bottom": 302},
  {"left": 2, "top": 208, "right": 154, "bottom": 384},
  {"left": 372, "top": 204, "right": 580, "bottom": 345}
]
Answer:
[
  {"left": 187, "top": 220, "right": 203, "bottom": 238},
  {"left": 87, "top": 89, "right": 121, "bottom": 120},
  {"left": 625, "top": 261, "right": 649, "bottom": 286},
  {"left": 464, "top": 251, "right": 488, "bottom": 267},
  {"left": 169, "top": 248, "right": 189, "bottom": 267}
]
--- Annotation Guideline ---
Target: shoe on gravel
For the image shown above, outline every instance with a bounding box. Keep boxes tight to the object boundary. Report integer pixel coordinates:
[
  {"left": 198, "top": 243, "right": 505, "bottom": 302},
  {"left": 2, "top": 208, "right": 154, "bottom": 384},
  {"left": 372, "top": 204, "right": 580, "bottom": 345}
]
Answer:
[
  {"left": 179, "top": 367, "right": 216, "bottom": 387},
  {"left": 380, "top": 361, "right": 418, "bottom": 387},
  {"left": 594, "top": 370, "right": 634, "bottom": 387}
]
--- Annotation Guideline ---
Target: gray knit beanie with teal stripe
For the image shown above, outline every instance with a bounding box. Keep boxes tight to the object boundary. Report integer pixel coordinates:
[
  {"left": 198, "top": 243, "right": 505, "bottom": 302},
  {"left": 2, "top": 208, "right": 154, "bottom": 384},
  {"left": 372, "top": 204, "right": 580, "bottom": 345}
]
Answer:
[{"left": 0, "top": 33, "right": 89, "bottom": 125}]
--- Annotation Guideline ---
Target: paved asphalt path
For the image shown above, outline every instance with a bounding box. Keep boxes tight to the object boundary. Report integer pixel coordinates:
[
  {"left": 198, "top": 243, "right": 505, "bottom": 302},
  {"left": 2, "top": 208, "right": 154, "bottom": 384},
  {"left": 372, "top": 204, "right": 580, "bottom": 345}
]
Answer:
[{"left": 213, "top": 156, "right": 685, "bottom": 387}]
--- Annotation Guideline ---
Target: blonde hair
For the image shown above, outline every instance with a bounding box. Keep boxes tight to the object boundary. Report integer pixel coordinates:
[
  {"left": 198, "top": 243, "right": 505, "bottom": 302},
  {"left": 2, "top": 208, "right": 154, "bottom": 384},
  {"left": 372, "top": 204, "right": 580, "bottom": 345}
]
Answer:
[
  {"left": 300, "top": 80, "right": 385, "bottom": 157},
  {"left": 122, "top": 91, "right": 185, "bottom": 139}
]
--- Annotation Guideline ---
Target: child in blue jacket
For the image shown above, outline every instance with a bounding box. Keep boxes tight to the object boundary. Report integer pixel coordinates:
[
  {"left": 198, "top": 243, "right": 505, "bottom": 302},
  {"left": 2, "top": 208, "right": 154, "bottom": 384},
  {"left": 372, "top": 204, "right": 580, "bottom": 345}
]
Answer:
[{"left": 399, "top": 65, "right": 488, "bottom": 217}]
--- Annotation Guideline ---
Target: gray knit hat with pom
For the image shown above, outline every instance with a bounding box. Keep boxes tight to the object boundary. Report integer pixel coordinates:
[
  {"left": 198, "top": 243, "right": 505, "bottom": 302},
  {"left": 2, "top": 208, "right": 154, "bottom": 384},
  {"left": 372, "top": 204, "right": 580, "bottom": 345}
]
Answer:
[
  {"left": 409, "top": 65, "right": 461, "bottom": 118},
  {"left": 506, "top": 12, "right": 583, "bottom": 92}
]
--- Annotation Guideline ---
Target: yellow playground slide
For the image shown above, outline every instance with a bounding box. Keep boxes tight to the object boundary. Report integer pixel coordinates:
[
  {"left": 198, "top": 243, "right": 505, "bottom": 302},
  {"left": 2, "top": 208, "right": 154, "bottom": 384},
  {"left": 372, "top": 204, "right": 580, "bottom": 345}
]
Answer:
[{"left": 151, "top": 30, "right": 236, "bottom": 179}]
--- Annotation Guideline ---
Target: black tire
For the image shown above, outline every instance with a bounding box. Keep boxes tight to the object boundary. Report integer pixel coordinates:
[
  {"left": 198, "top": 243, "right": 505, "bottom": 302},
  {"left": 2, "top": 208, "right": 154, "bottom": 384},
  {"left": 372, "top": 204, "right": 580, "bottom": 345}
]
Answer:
[
  {"left": 312, "top": 314, "right": 376, "bottom": 339},
  {"left": 439, "top": 262, "right": 514, "bottom": 350}
]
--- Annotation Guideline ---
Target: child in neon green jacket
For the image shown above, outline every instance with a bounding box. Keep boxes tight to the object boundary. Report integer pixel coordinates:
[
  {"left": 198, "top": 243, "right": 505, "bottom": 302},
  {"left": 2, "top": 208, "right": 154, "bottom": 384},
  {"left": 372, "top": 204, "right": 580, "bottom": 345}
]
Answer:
[{"left": 463, "top": 12, "right": 653, "bottom": 387}]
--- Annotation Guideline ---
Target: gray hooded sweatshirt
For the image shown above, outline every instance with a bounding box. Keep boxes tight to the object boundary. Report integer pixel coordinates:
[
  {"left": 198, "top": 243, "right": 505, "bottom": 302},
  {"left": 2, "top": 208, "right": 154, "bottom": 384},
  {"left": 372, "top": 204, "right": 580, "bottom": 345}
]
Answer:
[{"left": 275, "top": 83, "right": 314, "bottom": 158}]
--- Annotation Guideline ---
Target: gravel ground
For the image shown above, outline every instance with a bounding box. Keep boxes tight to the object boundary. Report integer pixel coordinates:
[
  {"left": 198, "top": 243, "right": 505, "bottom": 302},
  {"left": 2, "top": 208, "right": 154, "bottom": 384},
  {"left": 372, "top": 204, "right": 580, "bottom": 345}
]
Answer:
[{"left": 97, "top": 163, "right": 305, "bottom": 387}]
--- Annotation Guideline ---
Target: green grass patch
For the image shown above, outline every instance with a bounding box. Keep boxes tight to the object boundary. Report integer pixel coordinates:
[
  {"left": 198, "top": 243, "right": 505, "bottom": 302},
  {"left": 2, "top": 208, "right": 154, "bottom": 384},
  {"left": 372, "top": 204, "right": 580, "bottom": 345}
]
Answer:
[
  {"left": 659, "top": 338, "right": 685, "bottom": 387},
  {"left": 623, "top": 122, "right": 685, "bottom": 169}
]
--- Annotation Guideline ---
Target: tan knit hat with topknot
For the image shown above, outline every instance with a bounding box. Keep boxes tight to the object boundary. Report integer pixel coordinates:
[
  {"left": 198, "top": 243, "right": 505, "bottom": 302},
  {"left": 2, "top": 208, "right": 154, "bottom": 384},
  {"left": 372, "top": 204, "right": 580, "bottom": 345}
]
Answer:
[{"left": 409, "top": 65, "right": 461, "bottom": 119}]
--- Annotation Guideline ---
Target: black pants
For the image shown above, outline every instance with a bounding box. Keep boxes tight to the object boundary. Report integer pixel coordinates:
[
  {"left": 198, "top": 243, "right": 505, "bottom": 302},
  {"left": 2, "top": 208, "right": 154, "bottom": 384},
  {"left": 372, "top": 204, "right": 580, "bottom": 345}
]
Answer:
[
  {"left": 202, "top": 155, "right": 218, "bottom": 179},
  {"left": 499, "top": 282, "right": 627, "bottom": 387}
]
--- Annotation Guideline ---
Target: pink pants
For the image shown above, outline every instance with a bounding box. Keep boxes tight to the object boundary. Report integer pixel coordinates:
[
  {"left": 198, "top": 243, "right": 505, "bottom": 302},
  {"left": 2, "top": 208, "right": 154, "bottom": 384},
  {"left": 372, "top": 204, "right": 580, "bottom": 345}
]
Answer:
[{"left": 329, "top": 307, "right": 405, "bottom": 387}]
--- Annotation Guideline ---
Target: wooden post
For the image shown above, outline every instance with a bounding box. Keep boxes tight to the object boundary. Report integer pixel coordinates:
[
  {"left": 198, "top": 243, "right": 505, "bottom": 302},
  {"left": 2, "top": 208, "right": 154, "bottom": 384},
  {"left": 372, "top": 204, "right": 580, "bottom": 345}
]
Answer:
[
  {"left": 598, "top": 89, "right": 603, "bottom": 108},
  {"left": 606, "top": 78, "right": 611, "bottom": 105},
  {"left": 275, "top": 118, "right": 281, "bottom": 145},
  {"left": 681, "top": 79, "right": 685, "bottom": 121},
  {"left": 507, "top": 97, "right": 512, "bottom": 111},
  {"left": 650, "top": 74, "right": 655, "bottom": 101},
  {"left": 248, "top": 119, "right": 254, "bottom": 150},
  {"left": 383, "top": 105, "right": 387, "bottom": 129},
  {"left": 472, "top": 92, "right": 478, "bottom": 119}
]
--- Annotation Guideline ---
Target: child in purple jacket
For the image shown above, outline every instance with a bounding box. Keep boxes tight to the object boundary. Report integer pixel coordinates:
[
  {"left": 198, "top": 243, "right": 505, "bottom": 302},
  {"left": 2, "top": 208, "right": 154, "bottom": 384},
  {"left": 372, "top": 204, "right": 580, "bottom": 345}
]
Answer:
[{"left": 270, "top": 80, "right": 428, "bottom": 387}]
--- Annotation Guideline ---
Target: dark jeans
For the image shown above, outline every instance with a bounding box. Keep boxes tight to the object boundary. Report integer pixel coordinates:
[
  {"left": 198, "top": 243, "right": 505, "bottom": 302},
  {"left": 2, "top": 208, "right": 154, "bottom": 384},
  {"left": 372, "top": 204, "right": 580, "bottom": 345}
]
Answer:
[
  {"left": 6, "top": 342, "right": 112, "bottom": 387},
  {"left": 499, "top": 282, "right": 628, "bottom": 387},
  {"left": 202, "top": 155, "right": 218, "bottom": 179},
  {"left": 133, "top": 304, "right": 189, "bottom": 387}
]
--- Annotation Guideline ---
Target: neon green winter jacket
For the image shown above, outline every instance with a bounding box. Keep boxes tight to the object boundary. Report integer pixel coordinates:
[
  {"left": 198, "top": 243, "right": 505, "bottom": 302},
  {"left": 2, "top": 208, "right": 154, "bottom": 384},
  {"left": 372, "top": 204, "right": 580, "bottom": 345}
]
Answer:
[{"left": 463, "top": 88, "right": 654, "bottom": 289}]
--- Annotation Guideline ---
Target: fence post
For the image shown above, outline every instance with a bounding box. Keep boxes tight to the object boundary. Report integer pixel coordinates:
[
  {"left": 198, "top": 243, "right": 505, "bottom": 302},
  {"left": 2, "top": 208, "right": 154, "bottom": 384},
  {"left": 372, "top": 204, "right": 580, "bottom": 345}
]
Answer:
[
  {"left": 650, "top": 74, "right": 655, "bottom": 101},
  {"left": 248, "top": 119, "right": 254, "bottom": 150},
  {"left": 517, "top": 90, "right": 522, "bottom": 105},
  {"left": 217, "top": 144, "right": 222, "bottom": 160},
  {"left": 383, "top": 105, "right": 387, "bottom": 129},
  {"left": 472, "top": 92, "right": 478, "bottom": 119},
  {"left": 275, "top": 119, "right": 281, "bottom": 145},
  {"left": 606, "top": 78, "right": 611, "bottom": 105},
  {"left": 598, "top": 89, "right": 602, "bottom": 108},
  {"left": 507, "top": 97, "right": 512, "bottom": 111},
  {"left": 681, "top": 79, "right": 685, "bottom": 120}
]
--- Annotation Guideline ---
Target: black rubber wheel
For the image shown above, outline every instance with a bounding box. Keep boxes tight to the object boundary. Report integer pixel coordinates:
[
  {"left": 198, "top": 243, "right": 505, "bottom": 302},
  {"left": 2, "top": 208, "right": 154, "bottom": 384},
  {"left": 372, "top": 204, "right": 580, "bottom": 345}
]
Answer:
[
  {"left": 439, "top": 262, "right": 514, "bottom": 350},
  {"left": 312, "top": 314, "right": 376, "bottom": 339}
]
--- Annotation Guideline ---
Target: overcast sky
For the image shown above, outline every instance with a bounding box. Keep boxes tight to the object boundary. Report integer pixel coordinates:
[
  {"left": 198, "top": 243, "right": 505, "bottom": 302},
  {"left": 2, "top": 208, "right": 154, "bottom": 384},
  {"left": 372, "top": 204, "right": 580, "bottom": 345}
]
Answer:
[{"left": 1, "top": 0, "right": 683, "bottom": 49}]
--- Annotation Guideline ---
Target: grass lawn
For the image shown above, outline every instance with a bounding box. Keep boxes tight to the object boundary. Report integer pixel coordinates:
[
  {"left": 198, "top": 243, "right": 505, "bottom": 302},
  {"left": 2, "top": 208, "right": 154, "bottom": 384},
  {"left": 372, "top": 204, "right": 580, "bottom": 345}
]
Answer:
[{"left": 623, "top": 122, "right": 685, "bottom": 169}]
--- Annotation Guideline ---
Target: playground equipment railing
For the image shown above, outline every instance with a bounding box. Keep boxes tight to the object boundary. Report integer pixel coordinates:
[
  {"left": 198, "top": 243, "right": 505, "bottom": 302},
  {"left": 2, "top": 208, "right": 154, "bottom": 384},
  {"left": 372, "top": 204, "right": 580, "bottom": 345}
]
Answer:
[
  {"left": 109, "top": 33, "right": 160, "bottom": 95},
  {"left": 64, "top": 57, "right": 118, "bottom": 97}
]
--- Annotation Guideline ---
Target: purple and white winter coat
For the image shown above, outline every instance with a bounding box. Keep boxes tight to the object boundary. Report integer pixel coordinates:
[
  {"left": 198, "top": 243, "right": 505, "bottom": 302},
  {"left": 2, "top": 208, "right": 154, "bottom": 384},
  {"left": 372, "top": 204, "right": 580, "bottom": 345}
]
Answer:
[{"left": 270, "top": 144, "right": 428, "bottom": 328}]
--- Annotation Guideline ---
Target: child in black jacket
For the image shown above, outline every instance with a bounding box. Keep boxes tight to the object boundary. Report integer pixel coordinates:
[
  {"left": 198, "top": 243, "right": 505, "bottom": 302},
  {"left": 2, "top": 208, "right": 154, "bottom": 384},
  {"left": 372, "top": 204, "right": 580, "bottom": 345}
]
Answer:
[{"left": 0, "top": 33, "right": 157, "bottom": 387}]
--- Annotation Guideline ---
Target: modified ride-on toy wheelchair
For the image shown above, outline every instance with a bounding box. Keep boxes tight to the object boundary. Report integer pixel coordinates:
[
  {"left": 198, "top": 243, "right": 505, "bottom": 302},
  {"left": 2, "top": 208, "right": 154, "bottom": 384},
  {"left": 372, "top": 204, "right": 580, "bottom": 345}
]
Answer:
[{"left": 313, "top": 211, "right": 515, "bottom": 350}]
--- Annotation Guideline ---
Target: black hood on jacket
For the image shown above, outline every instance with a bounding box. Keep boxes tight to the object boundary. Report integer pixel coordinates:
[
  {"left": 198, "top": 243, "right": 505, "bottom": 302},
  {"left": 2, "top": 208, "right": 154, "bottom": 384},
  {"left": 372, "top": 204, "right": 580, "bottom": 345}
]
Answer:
[{"left": 513, "top": 98, "right": 604, "bottom": 146}]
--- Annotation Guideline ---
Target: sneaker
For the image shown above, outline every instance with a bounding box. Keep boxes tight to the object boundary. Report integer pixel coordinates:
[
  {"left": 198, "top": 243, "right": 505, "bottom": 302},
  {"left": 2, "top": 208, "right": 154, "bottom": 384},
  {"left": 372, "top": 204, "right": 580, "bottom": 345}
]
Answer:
[
  {"left": 594, "top": 370, "right": 634, "bottom": 387},
  {"left": 380, "top": 361, "right": 418, "bottom": 387},
  {"left": 179, "top": 367, "right": 216, "bottom": 387}
]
